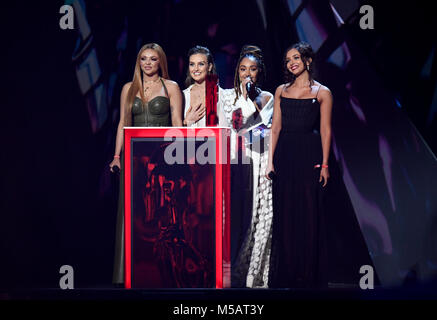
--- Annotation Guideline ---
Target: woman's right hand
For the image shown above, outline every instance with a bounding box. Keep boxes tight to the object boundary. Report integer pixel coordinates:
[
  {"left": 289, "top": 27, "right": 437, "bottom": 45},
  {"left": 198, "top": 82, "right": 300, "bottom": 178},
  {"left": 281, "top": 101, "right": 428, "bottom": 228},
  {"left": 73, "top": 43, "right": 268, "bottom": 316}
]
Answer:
[
  {"left": 184, "top": 103, "right": 205, "bottom": 126},
  {"left": 109, "top": 157, "right": 121, "bottom": 173}
]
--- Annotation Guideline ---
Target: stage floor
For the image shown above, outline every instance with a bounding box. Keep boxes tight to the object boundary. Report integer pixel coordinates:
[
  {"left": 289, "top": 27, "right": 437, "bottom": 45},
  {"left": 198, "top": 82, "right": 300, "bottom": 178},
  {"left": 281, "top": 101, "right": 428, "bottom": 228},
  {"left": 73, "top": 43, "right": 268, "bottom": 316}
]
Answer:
[{"left": 4, "top": 284, "right": 437, "bottom": 300}]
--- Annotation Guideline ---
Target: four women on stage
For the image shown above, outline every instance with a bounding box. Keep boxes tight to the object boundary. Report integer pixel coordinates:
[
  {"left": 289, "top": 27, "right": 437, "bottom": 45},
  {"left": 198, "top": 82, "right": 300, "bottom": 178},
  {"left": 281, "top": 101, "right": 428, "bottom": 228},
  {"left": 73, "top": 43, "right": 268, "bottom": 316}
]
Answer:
[{"left": 110, "top": 41, "right": 333, "bottom": 289}]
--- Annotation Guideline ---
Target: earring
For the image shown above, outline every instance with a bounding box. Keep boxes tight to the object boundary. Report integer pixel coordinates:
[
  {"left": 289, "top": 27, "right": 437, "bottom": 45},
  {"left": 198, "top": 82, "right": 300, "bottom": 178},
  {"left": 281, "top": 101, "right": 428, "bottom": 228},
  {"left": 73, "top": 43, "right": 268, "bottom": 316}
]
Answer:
[{"left": 306, "top": 64, "right": 309, "bottom": 71}]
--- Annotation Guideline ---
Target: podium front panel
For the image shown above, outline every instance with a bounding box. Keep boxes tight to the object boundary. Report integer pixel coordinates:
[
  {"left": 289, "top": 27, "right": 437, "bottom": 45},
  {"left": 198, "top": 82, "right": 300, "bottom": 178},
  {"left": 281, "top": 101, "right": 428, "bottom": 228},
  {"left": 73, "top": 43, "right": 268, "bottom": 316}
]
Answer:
[{"left": 124, "top": 127, "right": 230, "bottom": 289}]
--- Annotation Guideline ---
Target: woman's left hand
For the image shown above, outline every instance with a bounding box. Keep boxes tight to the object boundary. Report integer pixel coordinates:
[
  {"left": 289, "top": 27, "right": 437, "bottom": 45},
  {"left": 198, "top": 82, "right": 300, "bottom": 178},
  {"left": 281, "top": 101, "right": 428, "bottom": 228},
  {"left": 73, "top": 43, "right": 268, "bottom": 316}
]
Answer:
[
  {"left": 319, "top": 167, "right": 330, "bottom": 187},
  {"left": 232, "top": 108, "right": 243, "bottom": 130}
]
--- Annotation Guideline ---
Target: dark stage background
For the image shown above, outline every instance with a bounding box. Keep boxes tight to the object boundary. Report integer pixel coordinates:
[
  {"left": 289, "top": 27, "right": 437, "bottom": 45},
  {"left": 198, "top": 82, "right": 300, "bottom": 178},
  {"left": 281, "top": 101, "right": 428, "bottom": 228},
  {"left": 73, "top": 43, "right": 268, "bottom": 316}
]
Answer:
[{"left": 1, "top": 0, "right": 437, "bottom": 295}]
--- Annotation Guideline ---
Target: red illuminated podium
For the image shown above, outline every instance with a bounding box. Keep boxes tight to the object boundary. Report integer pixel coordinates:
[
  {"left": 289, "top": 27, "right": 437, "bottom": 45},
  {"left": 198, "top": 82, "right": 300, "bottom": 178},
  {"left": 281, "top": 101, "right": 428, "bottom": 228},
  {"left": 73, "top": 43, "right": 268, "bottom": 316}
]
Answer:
[{"left": 124, "top": 127, "right": 231, "bottom": 289}]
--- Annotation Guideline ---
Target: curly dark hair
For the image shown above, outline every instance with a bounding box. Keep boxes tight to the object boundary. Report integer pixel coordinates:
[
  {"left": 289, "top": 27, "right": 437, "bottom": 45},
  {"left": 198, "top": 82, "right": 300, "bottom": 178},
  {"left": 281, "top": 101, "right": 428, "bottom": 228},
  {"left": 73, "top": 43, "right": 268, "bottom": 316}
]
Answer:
[
  {"left": 283, "top": 41, "right": 315, "bottom": 88},
  {"left": 233, "top": 45, "right": 266, "bottom": 103},
  {"left": 185, "top": 45, "right": 217, "bottom": 88}
]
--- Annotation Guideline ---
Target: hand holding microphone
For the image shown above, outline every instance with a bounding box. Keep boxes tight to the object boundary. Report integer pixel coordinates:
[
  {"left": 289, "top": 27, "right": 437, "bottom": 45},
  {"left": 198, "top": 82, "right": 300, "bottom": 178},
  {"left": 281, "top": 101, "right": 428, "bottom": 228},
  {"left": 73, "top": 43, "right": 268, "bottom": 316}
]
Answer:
[
  {"left": 242, "top": 76, "right": 252, "bottom": 97},
  {"left": 244, "top": 76, "right": 259, "bottom": 101},
  {"left": 109, "top": 156, "right": 121, "bottom": 174}
]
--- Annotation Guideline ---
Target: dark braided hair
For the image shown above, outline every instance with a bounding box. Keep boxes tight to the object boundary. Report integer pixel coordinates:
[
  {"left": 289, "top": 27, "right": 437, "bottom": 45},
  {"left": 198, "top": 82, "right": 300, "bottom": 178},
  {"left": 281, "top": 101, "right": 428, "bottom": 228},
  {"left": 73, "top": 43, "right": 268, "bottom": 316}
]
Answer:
[
  {"left": 284, "top": 41, "right": 315, "bottom": 89},
  {"left": 233, "top": 45, "right": 266, "bottom": 104},
  {"left": 185, "top": 45, "right": 217, "bottom": 88}
]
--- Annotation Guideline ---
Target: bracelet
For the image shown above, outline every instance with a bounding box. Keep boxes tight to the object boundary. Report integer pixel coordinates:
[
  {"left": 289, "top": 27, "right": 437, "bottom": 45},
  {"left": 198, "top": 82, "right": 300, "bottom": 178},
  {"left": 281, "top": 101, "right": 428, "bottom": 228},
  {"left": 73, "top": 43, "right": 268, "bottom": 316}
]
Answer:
[
  {"left": 114, "top": 155, "right": 120, "bottom": 159},
  {"left": 314, "top": 164, "right": 328, "bottom": 168}
]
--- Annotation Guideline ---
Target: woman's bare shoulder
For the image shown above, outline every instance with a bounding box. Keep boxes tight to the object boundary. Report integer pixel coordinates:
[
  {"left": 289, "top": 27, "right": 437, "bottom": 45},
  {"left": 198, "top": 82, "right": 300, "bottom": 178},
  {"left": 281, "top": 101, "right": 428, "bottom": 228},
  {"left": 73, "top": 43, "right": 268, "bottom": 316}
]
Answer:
[
  {"left": 274, "top": 84, "right": 287, "bottom": 96},
  {"left": 316, "top": 82, "right": 332, "bottom": 101},
  {"left": 122, "top": 81, "right": 132, "bottom": 89},
  {"left": 163, "top": 79, "right": 180, "bottom": 89},
  {"left": 121, "top": 82, "right": 133, "bottom": 96}
]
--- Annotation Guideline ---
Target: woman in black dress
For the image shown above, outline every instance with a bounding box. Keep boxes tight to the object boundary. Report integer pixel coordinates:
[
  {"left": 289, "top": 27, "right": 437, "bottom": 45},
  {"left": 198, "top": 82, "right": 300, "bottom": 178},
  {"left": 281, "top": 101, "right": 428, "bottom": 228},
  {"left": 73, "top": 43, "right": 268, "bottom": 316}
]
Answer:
[{"left": 266, "top": 42, "right": 333, "bottom": 288}]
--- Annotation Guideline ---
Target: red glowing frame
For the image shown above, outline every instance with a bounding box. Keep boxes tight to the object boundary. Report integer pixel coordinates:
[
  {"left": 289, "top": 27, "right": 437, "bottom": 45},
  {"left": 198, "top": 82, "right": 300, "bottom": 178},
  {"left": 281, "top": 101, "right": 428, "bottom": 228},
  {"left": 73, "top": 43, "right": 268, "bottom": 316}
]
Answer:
[{"left": 124, "top": 127, "right": 231, "bottom": 289}]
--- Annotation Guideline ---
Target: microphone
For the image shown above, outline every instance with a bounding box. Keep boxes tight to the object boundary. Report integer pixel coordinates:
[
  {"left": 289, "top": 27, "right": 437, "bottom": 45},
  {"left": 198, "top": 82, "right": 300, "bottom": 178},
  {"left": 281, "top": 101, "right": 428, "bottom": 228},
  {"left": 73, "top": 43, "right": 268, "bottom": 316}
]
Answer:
[
  {"left": 112, "top": 166, "right": 120, "bottom": 174},
  {"left": 245, "top": 77, "right": 259, "bottom": 101},
  {"left": 246, "top": 80, "right": 253, "bottom": 93},
  {"left": 267, "top": 171, "right": 276, "bottom": 180}
]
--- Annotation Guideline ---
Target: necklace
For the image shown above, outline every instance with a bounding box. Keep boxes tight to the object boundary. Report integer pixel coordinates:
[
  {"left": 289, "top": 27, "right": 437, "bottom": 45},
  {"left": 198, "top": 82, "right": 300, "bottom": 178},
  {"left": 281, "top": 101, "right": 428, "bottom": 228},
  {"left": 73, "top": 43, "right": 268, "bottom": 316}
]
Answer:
[{"left": 143, "top": 76, "right": 161, "bottom": 92}]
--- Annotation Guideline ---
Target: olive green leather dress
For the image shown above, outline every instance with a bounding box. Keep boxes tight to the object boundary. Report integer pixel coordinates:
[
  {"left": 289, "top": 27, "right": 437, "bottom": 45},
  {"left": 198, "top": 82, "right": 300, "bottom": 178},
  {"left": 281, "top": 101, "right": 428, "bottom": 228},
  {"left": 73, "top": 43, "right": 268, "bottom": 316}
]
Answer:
[{"left": 113, "top": 80, "right": 171, "bottom": 285}]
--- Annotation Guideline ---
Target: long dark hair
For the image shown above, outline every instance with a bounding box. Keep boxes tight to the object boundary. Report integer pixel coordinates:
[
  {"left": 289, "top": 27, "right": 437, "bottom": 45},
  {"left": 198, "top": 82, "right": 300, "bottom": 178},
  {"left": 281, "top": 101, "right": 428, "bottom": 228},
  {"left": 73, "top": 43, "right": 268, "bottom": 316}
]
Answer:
[
  {"left": 233, "top": 45, "right": 266, "bottom": 104},
  {"left": 284, "top": 41, "right": 315, "bottom": 88},
  {"left": 185, "top": 45, "right": 217, "bottom": 87}
]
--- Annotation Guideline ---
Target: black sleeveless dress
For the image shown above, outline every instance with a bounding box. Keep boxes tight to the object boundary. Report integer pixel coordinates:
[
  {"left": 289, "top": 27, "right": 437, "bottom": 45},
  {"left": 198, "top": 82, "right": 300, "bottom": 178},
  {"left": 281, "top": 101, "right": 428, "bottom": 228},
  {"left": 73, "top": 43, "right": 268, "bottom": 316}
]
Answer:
[
  {"left": 268, "top": 95, "right": 328, "bottom": 288},
  {"left": 113, "top": 80, "right": 171, "bottom": 285}
]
